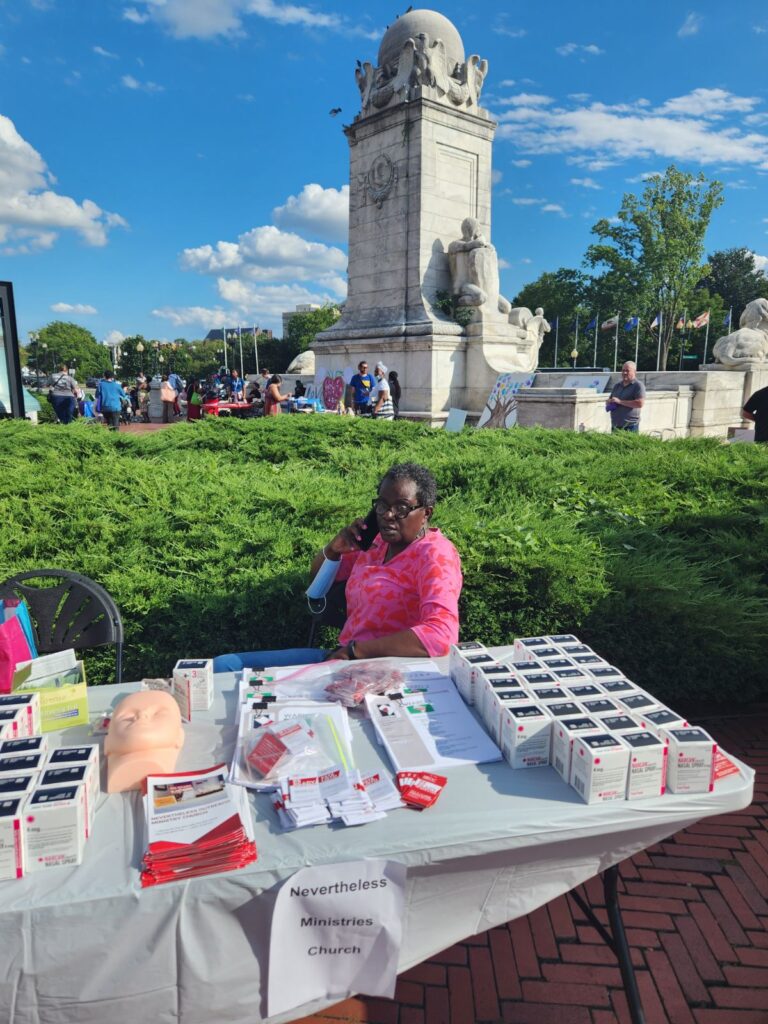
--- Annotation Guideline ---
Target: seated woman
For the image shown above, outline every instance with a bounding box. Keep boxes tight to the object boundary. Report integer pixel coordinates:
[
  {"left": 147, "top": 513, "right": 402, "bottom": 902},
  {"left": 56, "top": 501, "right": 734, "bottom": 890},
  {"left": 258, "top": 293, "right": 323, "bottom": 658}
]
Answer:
[{"left": 213, "top": 463, "right": 462, "bottom": 672}]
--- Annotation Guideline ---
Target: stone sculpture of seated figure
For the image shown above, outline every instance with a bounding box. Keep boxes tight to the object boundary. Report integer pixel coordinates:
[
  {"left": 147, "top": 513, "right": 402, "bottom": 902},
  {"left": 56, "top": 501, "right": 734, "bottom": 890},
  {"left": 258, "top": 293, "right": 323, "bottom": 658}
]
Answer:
[
  {"left": 105, "top": 690, "right": 185, "bottom": 793},
  {"left": 448, "top": 217, "right": 511, "bottom": 316}
]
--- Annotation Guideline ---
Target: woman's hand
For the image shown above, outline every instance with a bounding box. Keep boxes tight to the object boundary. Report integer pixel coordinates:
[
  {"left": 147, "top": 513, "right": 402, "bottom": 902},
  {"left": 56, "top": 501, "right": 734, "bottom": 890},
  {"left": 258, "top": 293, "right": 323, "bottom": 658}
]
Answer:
[
  {"left": 323, "top": 646, "right": 350, "bottom": 661},
  {"left": 325, "top": 516, "right": 370, "bottom": 559}
]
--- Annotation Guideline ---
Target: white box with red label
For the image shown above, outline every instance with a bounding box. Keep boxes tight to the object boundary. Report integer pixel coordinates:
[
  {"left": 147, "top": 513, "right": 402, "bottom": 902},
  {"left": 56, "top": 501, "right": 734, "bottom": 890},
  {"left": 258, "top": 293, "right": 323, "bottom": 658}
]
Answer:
[
  {"left": 570, "top": 733, "right": 630, "bottom": 804},
  {"left": 23, "top": 783, "right": 86, "bottom": 871},
  {"left": 663, "top": 727, "right": 717, "bottom": 794},
  {"left": 173, "top": 659, "right": 214, "bottom": 719},
  {"left": 0, "top": 796, "right": 25, "bottom": 880},
  {"left": 621, "top": 730, "right": 668, "bottom": 800},
  {"left": 551, "top": 716, "right": 602, "bottom": 782},
  {"left": 499, "top": 704, "right": 551, "bottom": 769}
]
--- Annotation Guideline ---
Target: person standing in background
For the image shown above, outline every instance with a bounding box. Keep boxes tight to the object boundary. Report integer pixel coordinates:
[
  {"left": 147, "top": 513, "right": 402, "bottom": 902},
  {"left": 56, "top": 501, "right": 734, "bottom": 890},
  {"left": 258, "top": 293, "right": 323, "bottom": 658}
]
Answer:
[
  {"left": 160, "top": 374, "right": 177, "bottom": 423},
  {"left": 371, "top": 362, "right": 395, "bottom": 420},
  {"left": 349, "top": 360, "right": 375, "bottom": 416},
  {"left": 388, "top": 370, "right": 402, "bottom": 419},
  {"left": 606, "top": 361, "right": 645, "bottom": 433},
  {"left": 96, "top": 370, "right": 128, "bottom": 431},
  {"left": 742, "top": 385, "right": 768, "bottom": 442},
  {"left": 49, "top": 364, "right": 79, "bottom": 424},
  {"left": 264, "top": 374, "right": 290, "bottom": 416}
]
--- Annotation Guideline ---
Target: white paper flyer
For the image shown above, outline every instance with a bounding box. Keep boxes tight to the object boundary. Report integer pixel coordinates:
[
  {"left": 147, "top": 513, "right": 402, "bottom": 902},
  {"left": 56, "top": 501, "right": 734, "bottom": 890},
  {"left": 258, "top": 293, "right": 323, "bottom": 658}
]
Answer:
[{"left": 267, "top": 858, "right": 407, "bottom": 1018}]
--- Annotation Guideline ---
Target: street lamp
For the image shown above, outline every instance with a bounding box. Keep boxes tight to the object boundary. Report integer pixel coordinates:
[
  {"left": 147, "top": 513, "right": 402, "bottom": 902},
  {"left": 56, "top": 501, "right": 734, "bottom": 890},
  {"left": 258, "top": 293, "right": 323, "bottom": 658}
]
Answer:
[
  {"left": 29, "top": 331, "right": 40, "bottom": 389},
  {"left": 571, "top": 348, "right": 579, "bottom": 369},
  {"left": 136, "top": 341, "right": 145, "bottom": 373}
]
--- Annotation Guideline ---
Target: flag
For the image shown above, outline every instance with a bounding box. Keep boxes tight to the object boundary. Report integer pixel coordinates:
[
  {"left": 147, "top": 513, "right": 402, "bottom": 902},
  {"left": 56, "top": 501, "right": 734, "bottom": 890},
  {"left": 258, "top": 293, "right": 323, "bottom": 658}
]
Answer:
[
  {"left": 650, "top": 314, "right": 661, "bottom": 330},
  {"left": 676, "top": 316, "right": 686, "bottom": 330},
  {"left": 693, "top": 311, "right": 710, "bottom": 329},
  {"left": 601, "top": 315, "right": 619, "bottom": 331},
  {"left": 624, "top": 316, "right": 639, "bottom": 331},
  {"left": 586, "top": 317, "right": 597, "bottom": 330},
  {"left": 723, "top": 311, "right": 732, "bottom": 326}
]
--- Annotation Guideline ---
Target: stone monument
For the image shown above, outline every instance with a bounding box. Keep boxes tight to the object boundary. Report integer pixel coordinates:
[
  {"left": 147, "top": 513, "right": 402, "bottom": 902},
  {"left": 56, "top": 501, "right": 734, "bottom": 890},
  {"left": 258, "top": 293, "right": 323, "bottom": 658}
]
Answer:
[
  {"left": 312, "top": 8, "right": 545, "bottom": 416},
  {"left": 712, "top": 298, "right": 768, "bottom": 367}
]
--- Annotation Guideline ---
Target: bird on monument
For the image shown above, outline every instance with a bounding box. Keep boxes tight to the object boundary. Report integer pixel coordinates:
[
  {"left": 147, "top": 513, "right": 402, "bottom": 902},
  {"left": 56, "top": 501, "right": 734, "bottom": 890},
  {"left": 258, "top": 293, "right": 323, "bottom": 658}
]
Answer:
[{"left": 329, "top": 107, "right": 342, "bottom": 116}]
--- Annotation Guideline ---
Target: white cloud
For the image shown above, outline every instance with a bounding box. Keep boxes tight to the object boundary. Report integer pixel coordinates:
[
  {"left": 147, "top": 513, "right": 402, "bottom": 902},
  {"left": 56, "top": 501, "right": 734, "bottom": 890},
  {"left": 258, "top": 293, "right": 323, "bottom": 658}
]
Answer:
[
  {"left": 626, "top": 171, "right": 663, "bottom": 183},
  {"left": 122, "top": 0, "right": 366, "bottom": 40},
  {"left": 751, "top": 252, "right": 768, "bottom": 275},
  {"left": 726, "top": 180, "right": 755, "bottom": 190},
  {"left": 677, "top": 12, "right": 703, "bottom": 37},
  {"left": 498, "top": 257, "right": 511, "bottom": 269},
  {"left": 496, "top": 89, "right": 768, "bottom": 171},
  {"left": 51, "top": 302, "right": 98, "bottom": 314},
  {"left": 122, "top": 7, "right": 150, "bottom": 24},
  {"left": 510, "top": 159, "right": 532, "bottom": 168},
  {"left": 657, "top": 88, "right": 759, "bottom": 119},
  {"left": 491, "top": 169, "right": 503, "bottom": 185},
  {"left": 569, "top": 92, "right": 590, "bottom": 103},
  {"left": 542, "top": 203, "right": 567, "bottom": 216},
  {"left": 556, "top": 42, "right": 604, "bottom": 57},
  {"left": 570, "top": 177, "right": 602, "bottom": 190},
  {"left": 494, "top": 26, "right": 526, "bottom": 39},
  {"left": 272, "top": 183, "right": 348, "bottom": 243},
  {"left": 520, "top": 258, "right": 532, "bottom": 264},
  {"left": 0, "top": 114, "right": 127, "bottom": 252},
  {"left": 153, "top": 282, "right": 341, "bottom": 330},
  {"left": 93, "top": 45, "right": 118, "bottom": 58},
  {"left": 509, "top": 197, "right": 546, "bottom": 206},
  {"left": 499, "top": 79, "right": 516, "bottom": 87},
  {"left": 496, "top": 93, "right": 553, "bottom": 108},
  {"left": 121, "top": 74, "right": 163, "bottom": 92}
]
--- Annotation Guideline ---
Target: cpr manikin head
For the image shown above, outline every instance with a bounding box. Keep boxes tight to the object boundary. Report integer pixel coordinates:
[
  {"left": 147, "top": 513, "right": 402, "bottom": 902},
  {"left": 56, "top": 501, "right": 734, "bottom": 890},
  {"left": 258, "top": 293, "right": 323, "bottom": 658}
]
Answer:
[{"left": 105, "top": 690, "right": 185, "bottom": 793}]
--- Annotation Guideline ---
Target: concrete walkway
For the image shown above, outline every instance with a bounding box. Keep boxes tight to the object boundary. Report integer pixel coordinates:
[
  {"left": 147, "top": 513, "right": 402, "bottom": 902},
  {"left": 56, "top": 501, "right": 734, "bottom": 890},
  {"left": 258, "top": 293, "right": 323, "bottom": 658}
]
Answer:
[{"left": 295, "top": 709, "right": 767, "bottom": 1024}]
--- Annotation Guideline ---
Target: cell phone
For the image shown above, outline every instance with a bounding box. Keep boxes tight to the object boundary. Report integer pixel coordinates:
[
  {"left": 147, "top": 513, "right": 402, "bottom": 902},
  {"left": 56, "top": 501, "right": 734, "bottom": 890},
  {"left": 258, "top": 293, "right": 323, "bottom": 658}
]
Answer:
[{"left": 358, "top": 506, "right": 379, "bottom": 551}]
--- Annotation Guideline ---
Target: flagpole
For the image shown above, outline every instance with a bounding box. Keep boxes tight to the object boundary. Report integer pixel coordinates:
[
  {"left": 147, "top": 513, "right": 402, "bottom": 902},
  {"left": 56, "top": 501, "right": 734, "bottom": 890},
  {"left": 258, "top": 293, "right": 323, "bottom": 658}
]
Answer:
[
  {"left": 575, "top": 312, "right": 580, "bottom": 355},
  {"left": 238, "top": 326, "right": 244, "bottom": 382},
  {"left": 634, "top": 317, "right": 640, "bottom": 366},
  {"left": 554, "top": 317, "right": 559, "bottom": 367},
  {"left": 613, "top": 312, "right": 620, "bottom": 372},
  {"left": 222, "top": 326, "right": 228, "bottom": 373},
  {"left": 593, "top": 312, "right": 599, "bottom": 367},
  {"left": 702, "top": 311, "right": 710, "bottom": 365},
  {"left": 678, "top": 308, "right": 687, "bottom": 371},
  {"left": 253, "top": 325, "right": 259, "bottom": 375},
  {"left": 656, "top": 311, "right": 662, "bottom": 371}
]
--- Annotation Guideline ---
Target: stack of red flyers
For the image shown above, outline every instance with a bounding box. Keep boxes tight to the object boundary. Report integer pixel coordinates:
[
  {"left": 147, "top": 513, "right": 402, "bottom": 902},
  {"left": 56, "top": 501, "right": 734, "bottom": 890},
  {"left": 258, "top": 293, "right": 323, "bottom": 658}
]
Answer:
[
  {"left": 395, "top": 771, "right": 447, "bottom": 809},
  {"left": 140, "top": 764, "right": 257, "bottom": 887}
]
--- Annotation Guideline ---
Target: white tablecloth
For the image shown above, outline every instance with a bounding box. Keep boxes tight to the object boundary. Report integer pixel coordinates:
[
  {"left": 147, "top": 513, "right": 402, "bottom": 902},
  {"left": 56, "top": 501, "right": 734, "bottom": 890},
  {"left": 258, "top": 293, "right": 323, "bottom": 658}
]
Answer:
[{"left": 0, "top": 653, "right": 754, "bottom": 1024}]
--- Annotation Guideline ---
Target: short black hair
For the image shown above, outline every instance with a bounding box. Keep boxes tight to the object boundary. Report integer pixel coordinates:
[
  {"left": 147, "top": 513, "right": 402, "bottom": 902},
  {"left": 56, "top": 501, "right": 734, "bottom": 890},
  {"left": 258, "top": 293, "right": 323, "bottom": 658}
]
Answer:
[
  {"left": 379, "top": 463, "right": 437, "bottom": 507},
  {"left": 104, "top": 369, "right": 114, "bottom": 380}
]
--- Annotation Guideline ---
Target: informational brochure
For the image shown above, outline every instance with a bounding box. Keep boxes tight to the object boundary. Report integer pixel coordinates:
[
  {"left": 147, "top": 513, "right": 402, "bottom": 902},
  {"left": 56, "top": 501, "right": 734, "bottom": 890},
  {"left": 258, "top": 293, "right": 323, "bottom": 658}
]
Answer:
[{"left": 365, "top": 664, "right": 502, "bottom": 772}]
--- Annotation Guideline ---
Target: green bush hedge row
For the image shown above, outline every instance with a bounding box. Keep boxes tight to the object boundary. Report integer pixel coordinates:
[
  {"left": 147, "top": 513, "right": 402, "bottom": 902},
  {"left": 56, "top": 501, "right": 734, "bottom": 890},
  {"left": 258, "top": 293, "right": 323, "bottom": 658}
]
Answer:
[{"left": 0, "top": 417, "right": 766, "bottom": 704}]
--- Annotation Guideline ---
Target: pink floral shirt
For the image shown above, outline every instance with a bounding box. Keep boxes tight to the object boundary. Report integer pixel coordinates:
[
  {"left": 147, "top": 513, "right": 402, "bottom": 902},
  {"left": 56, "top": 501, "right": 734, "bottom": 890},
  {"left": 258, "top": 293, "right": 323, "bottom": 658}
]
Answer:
[{"left": 337, "top": 528, "right": 462, "bottom": 657}]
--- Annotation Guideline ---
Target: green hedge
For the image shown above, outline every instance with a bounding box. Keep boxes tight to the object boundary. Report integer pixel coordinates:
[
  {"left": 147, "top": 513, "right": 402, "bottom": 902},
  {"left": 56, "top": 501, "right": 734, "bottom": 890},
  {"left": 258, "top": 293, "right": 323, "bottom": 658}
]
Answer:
[{"left": 0, "top": 418, "right": 766, "bottom": 704}]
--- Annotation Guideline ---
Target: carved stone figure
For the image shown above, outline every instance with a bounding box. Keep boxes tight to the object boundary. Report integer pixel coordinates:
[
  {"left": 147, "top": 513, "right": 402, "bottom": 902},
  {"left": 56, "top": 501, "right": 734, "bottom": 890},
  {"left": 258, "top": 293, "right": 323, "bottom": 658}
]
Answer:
[
  {"left": 354, "top": 10, "right": 488, "bottom": 116},
  {"left": 448, "top": 217, "right": 511, "bottom": 316},
  {"left": 712, "top": 298, "right": 768, "bottom": 366}
]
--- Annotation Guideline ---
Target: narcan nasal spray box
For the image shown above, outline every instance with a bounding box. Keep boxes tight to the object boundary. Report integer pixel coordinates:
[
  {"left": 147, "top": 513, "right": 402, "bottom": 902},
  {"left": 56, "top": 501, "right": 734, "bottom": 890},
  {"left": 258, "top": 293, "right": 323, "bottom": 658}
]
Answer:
[
  {"left": 0, "top": 797, "right": 25, "bottom": 880},
  {"left": 663, "top": 727, "right": 717, "bottom": 794},
  {"left": 0, "top": 693, "right": 40, "bottom": 737},
  {"left": 570, "top": 733, "right": 630, "bottom": 804},
  {"left": 552, "top": 716, "right": 602, "bottom": 781},
  {"left": 24, "top": 784, "right": 86, "bottom": 871},
  {"left": 499, "top": 704, "right": 551, "bottom": 769},
  {"left": 621, "top": 731, "right": 668, "bottom": 800}
]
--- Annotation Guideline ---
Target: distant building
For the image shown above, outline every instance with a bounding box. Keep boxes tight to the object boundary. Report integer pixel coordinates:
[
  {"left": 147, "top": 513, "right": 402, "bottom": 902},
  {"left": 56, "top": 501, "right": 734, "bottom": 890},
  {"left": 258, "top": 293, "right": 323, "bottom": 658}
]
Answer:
[
  {"left": 204, "top": 327, "right": 273, "bottom": 342},
  {"left": 282, "top": 304, "right": 322, "bottom": 338}
]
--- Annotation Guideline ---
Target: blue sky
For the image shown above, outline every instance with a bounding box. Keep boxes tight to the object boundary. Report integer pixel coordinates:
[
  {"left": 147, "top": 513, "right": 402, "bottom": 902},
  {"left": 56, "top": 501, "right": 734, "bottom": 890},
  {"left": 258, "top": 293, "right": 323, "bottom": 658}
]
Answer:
[{"left": 2, "top": 0, "right": 767, "bottom": 346}]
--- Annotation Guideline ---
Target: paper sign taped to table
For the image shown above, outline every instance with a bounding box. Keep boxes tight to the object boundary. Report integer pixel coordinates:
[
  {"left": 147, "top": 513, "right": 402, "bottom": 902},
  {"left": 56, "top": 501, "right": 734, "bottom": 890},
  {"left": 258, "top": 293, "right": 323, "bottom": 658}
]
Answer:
[{"left": 268, "top": 858, "right": 407, "bottom": 1018}]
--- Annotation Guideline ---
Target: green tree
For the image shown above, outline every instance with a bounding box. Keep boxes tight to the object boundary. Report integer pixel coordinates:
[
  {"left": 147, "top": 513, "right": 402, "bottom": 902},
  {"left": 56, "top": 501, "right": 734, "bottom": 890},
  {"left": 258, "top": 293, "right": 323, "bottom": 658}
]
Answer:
[
  {"left": 585, "top": 165, "right": 724, "bottom": 370},
  {"left": 286, "top": 304, "right": 341, "bottom": 354},
  {"left": 29, "top": 321, "right": 113, "bottom": 379},
  {"left": 512, "top": 268, "right": 589, "bottom": 366},
  {"left": 698, "top": 247, "right": 768, "bottom": 323}
]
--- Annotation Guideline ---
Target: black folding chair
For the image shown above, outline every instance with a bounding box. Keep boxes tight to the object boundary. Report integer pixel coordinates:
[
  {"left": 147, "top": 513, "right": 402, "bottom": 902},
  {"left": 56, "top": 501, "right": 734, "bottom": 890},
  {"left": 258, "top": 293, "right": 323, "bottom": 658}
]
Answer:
[
  {"left": 306, "top": 580, "right": 347, "bottom": 648},
  {"left": 0, "top": 569, "right": 124, "bottom": 684}
]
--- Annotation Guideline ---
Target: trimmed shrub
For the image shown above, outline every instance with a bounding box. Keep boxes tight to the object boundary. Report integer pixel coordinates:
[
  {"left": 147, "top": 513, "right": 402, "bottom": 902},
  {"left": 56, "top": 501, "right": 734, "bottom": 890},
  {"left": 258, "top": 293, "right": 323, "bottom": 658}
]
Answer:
[{"left": 0, "top": 418, "right": 765, "bottom": 704}]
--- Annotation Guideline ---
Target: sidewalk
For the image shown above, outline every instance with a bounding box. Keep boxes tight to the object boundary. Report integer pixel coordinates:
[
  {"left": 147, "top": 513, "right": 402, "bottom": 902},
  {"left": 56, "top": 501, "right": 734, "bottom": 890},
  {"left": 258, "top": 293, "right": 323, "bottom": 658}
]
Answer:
[{"left": 295, "top": 710, "right": 768, "bottom": 1024}]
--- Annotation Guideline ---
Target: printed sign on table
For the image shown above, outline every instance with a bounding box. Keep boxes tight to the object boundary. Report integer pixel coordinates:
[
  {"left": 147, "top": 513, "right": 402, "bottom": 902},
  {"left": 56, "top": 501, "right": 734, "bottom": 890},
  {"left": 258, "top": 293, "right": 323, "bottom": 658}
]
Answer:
[
  {"left": 477, "top": 373, "right": 535, "bottom": 429},
  {"left": 268, "top": 858, "right": 407, "bottom": 1018}
]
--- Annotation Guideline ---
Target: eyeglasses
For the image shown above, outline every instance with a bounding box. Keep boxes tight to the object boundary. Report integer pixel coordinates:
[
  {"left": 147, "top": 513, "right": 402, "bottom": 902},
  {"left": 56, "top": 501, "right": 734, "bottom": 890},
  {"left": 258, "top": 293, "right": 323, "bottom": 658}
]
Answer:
[{"left": 372, "top": 498, "right": 424, "bottom": 520}]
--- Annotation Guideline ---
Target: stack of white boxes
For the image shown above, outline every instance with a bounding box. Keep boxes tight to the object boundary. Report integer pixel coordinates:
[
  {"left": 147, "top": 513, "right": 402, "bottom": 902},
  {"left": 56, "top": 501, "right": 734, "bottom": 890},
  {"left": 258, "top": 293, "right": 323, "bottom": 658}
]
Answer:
[
  {"left": 0, "top": 692, "right": 101, "bottom": 880},
  {"left": 173, "top": 659, "right": 214, "bottom": 720},
  {"left": 449, "top": 634, "right": 720, "bottom": 804}
]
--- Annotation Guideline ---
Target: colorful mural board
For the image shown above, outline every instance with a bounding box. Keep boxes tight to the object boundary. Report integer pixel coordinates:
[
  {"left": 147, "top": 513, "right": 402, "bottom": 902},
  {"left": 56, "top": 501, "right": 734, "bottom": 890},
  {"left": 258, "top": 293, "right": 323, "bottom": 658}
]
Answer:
[{"left": 477, "top": 373, "right": 535, "bottom": 429}]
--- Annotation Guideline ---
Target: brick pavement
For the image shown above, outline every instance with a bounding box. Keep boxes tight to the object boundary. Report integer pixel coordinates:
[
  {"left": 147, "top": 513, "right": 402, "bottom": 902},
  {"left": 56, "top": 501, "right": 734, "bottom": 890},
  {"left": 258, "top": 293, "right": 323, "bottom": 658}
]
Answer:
[{"left": 294, "top": 710, "right": 768, "bottom": 1024}]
